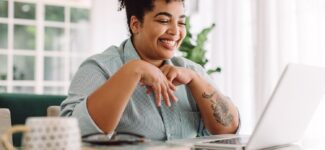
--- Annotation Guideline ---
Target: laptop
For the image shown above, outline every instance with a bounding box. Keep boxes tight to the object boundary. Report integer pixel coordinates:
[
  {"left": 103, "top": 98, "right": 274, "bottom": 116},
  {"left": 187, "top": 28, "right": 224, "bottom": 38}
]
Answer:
[{"left": 171, "top": 63, "right": 325, "bottom": 150}]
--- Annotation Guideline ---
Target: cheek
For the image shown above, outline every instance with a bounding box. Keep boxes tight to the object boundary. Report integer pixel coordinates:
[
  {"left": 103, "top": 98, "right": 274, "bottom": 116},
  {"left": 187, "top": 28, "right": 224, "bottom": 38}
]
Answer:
[
  {"left": 180, "top": 28, "right": 186, "bottom": 40},
  {"left": 179, "top": 26, "right": 186, "bottom": 35},
  {"left": 148, "top": 30, "right": 160, "bottom": 41},
  {"left": 151, "top": 26, "right": 167, "bottom": 37}
]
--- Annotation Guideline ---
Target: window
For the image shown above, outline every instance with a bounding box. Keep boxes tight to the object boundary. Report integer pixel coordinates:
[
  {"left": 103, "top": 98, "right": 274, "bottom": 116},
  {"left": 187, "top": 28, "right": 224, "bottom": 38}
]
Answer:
[{"left": 0, "top": 0, "right": 91, "bottom": 94}]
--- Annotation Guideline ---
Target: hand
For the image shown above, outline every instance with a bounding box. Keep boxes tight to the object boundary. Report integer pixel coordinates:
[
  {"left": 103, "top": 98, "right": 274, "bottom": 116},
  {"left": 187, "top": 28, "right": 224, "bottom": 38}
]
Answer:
[
  {"left": 160, "top": 65, "right": 195, "bottom": 86},
  {"left": 128, "top": 60, "right": 177, "bottom": 107}
]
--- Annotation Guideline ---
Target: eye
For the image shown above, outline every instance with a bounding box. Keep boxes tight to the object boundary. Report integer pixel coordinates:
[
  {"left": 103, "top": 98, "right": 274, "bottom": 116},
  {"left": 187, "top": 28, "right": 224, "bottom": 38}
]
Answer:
[
  {"left": 157, "top": 19, "right": 169, "bottom": 24},
  {"left": 178, "top": 22, "right": 186, "bottom": 26}
]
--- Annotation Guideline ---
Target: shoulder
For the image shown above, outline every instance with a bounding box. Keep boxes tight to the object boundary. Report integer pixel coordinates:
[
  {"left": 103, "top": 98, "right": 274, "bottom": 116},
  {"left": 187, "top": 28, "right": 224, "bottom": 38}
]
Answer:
[
  {"left": 79, "top": 45, "right": 124, "bottom": 74},
  {"left": 84, "top": 39, "right": 129, "bottom": 66},
  {"left": 87, "top": 46, "right": 121, "bottom": 64}
]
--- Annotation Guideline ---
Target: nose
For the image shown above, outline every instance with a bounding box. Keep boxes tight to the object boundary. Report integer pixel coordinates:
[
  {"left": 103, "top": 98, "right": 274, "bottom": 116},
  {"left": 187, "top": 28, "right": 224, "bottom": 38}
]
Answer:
[{"left": 167, "top": 22, "right": 179, "bottom": 36}]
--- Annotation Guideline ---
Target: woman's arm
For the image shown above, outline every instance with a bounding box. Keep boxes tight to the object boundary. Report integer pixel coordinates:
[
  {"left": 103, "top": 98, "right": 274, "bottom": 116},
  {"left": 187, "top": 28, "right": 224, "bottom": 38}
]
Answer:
[
  {"left": 187, "top": 73, "right": 239, "bottom": 134},
  {"left": 87, "top": 60, "right": 141, "bottom": 133},
  {"left": 160, "top": 64, "right": 239, "bottom": 134},
  {"left": 88, "top": 60, "right": 176, "bottom": 133}
]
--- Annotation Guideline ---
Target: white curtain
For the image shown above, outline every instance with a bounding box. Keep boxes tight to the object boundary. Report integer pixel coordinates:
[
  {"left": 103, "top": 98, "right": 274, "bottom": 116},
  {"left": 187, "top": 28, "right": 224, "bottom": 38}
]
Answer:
[
  {"left": 207, "top": 0, "right": 325, "bottom": 135},
  {"left": 254, "top": 0, "right": 325, "bottom": 141},
  {"left": 255, "top": 0, "right": 325, "bottom": 114},
  {"left": 91, "top": 0, "right": 128, "bottom": 53},
  {"left": 205, "top": 0, "right": 255, "bottom": 134}
]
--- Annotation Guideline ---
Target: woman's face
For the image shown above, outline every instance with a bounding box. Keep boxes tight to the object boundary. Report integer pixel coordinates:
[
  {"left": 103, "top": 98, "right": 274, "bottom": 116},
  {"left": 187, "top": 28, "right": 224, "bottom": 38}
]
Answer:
[{"left": 131, "top": 0, "right": 186, "bottom": 65}]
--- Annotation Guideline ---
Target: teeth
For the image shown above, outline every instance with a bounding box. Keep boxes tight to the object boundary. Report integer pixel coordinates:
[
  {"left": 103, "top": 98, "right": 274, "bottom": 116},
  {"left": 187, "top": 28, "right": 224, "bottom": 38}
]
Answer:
[{"left": 161, "top": 39, "right": 176, "bottom": 46}]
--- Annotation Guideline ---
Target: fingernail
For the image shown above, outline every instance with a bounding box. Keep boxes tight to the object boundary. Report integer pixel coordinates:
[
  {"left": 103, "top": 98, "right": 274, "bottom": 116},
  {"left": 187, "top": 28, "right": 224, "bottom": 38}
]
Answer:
[{"left": 167, "top": 101, "right": 171, "bottom": 107}]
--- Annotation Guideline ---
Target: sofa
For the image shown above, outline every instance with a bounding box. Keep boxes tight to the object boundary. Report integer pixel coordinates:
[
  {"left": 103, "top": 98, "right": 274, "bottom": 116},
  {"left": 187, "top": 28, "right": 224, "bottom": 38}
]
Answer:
[{"left": 0, "top": 93, "right": 66, "bottom": 146}]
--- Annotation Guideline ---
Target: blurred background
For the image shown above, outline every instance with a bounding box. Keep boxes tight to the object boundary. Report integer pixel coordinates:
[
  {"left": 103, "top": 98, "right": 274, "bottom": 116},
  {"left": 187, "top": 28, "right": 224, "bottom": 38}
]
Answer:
[{"left": 1, "top": 0, "right": 325, "bottom": 139}]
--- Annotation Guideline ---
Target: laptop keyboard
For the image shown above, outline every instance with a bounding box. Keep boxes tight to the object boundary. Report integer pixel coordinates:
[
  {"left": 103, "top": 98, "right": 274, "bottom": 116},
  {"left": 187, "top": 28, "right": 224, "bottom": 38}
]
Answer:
[{"left": 206, "top": 137, "right": 244, "bottom": 145}]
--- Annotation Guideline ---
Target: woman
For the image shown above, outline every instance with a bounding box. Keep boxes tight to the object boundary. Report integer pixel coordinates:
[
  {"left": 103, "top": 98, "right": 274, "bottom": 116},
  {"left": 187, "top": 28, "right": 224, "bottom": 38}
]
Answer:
[{"left": 61, "top": 0, "right": 240, "bottom": 140}]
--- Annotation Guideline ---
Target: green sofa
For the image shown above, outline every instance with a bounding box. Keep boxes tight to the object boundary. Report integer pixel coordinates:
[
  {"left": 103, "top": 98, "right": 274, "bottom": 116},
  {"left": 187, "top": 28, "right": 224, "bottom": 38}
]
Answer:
[{"left": 0, "top": 93, "right": 66, "bottom": 146}]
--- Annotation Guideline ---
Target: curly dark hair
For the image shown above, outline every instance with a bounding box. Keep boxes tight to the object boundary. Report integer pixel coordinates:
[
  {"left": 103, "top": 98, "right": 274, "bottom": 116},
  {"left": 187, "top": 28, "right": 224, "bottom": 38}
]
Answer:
[{"left": 118, "top": 0, "right": 185, "bottom": 37}]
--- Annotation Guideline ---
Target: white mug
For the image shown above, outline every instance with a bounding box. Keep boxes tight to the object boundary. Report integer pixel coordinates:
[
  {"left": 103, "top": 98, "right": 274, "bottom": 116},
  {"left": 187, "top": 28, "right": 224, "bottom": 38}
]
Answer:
[{"left": 1, "top": 117, "right": 81, "bottom": 150}]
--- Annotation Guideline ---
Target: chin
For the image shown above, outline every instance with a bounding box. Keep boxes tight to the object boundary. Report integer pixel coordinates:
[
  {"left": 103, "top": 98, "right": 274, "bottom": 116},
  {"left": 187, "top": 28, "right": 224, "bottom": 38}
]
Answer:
[
  {"left": 155, "top": 46, "right": 177, "bottom": 59},
  {"left": 162, "top": 51, "right": 175, "bottom": 59}
]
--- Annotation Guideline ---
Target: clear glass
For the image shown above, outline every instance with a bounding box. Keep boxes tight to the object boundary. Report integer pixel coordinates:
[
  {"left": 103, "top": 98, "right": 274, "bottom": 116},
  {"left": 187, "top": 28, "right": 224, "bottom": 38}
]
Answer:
[
  {"left": 43, "top": 86, "right": 65, "bottom": 95},
  {"left": 14, "top": 2, "right": 36, "bottom": 20},
  {"left": 44, "top": 57, "right": 64, "bottom": 81},
  {"left": 0, "top": 0, "right": 8, "bottom": 18},
  {"left": 13, "top": 55, "right": 35, "bottom": 80},
  {"left": 13, "top": 86, "right": 34, "bottom": 93},
  {"left": 0, "top": 86, "right": 6, "bottom": 92},
  {"left": 14, "top": 25, "right": 36, "bottom": 50},
  {"left": 70, "top": 7, "right": 90, "bottom": 23},
  {"left": 0, "top": 55, "right": 7, "bottom": 80},
  {"left": 44, "top": 27, "right": 64, "bottom": 51},
  {"left": 0, "top": 23, "right": 8, "bottom": 48},
  {"left": 70, "top": 27, "right": 90, "bottom": 52},
  {"left": 45, "top": 5, "right": 64, "bottom": 22}
]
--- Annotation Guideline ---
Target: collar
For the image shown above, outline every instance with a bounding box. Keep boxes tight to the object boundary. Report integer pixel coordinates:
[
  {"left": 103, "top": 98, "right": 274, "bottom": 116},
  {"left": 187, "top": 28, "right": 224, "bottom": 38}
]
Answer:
[
  {"left": 120, "top": 39, "right": 141, "bottom": 64},
  {"left": 120, "top": 38, "right": 174, "bottom": 66}
]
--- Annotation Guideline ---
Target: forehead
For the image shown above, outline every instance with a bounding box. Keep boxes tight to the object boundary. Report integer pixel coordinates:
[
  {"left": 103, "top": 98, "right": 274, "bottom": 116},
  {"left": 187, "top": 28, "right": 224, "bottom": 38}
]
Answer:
[{"left": 148, "top": 0, "right": 185, "bottom": 16}]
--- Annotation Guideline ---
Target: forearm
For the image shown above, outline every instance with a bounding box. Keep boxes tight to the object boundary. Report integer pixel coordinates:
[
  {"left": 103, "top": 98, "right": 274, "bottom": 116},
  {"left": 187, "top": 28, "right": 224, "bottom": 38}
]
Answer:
[
  {"left": 188, "top": 72, "right": 239, "bottom": 134},
  {"left": 87, "top": 61, "right": 142, "bottom": 133}
]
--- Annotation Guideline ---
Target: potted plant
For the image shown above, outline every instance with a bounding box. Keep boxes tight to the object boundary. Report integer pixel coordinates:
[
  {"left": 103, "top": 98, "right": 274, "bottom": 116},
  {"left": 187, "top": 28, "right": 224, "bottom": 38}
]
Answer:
[{"left": 179, "top": 17, "right": 221, "bottom": 74}]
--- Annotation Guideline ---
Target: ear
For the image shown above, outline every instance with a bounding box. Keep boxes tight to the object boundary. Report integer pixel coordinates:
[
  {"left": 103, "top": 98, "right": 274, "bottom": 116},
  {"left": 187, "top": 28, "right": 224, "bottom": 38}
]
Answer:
[{"left": 130, "top": 16, "right": 141, "bottom": 35}]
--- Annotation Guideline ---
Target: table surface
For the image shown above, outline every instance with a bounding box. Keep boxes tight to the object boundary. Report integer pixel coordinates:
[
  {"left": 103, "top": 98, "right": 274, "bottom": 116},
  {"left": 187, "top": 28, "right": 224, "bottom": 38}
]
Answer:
[{"left": 81, "top": 137, "right": 325, "bottom": 150}]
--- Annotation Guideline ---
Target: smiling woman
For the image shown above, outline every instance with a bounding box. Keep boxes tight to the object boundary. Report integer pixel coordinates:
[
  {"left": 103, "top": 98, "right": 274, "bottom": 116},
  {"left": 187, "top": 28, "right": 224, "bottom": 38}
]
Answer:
[
  {"left": 60, "top": 0, "right": 240, "bottom": 141},
  {"left": 120, "top": 0, "right": 186, "bottom": 66}
]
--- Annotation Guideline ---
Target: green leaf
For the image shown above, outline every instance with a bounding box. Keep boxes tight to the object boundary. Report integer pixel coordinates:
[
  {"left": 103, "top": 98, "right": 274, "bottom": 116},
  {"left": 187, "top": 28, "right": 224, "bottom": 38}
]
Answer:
[
  {"left": 179, "top": 37, "right": 194, "bottom": 52},
  {"left": 196, "top": 23, "right": 215, "bottom": 47},
  {"left": 185, "top": 17, "right": 192, "bottom": 38},
  {"left": 207, "top": 67, "right": 222, "bottom": 74},
  {"left": 179, "top": 16, "right": 221, "bottom": 74}
]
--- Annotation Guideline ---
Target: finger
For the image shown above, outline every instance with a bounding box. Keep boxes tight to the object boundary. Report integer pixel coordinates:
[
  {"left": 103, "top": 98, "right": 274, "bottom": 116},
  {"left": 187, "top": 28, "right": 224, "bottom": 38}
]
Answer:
[
  {"left": 161, "top": 83, "right": 171, "bottom": 107},
  {"left": 160, "top": 65, "right": 171, "bottom": 76},
  {"left": 168, "top": 81, "right": 176, "bottom": 91},
  {"left": 152, "top": 84, "right": 161, "bottom": 107},
  {"left": 139, "top": 79, "right": 145, "bottom": 86},
  {"left": 146, "top": 86, "right": 151, "bottom": 95},
  {"left": 159, "top": 64, "right": 168, "bottom": 70},
  {"left": 168, "top": 88, "right": 178, "bottom": 103},
  {"left": 159, "top": 65, "right": 167, "bottom": 74},
  {"left": 172, "top": 81, "right": 182, "bottom": 86},
  {"left": 166, "top": 70, "right": 178, "bottom": 82}
]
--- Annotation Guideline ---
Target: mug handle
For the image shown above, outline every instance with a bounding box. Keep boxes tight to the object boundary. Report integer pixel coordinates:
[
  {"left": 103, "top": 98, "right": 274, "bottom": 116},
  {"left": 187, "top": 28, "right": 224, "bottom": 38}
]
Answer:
[{"left": 1, "top": 125, "right": 29, "bottom": 150}]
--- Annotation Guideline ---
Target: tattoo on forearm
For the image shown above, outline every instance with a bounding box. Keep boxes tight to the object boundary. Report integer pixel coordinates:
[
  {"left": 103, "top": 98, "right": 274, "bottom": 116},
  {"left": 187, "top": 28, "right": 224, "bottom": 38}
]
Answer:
[
  {"left": 202, "top": 92, "right": 233, "bottom": 127},
  {"left": 202, "top": 91, "right": 215, "bottom": 99}
]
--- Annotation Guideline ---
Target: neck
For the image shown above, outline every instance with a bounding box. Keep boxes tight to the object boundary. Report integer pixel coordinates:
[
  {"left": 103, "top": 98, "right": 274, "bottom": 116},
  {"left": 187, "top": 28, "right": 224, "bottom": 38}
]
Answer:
[
  {"left": 132, "top": 38, "right": 164, "bottom": 67},
  {"left": 145, "top": 59, "right": 164, "bottom": 67},
  {"left": 137, "top": 52, "right": 164, "bottom": 67}
]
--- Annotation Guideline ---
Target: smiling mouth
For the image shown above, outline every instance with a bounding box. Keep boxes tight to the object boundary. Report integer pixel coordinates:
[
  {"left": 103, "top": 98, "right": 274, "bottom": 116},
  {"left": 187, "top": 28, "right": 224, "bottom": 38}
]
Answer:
[{"left": 159, "top": 39, "right": 178, "bottom": 49}]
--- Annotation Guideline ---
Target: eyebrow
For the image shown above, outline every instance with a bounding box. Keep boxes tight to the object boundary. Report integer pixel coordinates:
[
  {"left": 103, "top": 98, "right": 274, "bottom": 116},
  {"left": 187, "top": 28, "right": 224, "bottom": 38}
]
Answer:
[{"left": 154, "top": 12, "right": 186, "bottom": 19}]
